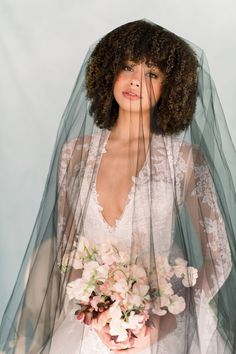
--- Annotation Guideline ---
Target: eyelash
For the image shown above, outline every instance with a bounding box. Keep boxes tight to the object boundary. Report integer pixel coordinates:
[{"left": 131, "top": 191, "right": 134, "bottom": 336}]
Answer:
[
  {"left": 147, "top": 72, "right": 158, "bottom": 79},
  {"left": 123, "top": 65, "right": 133, "bottom": 71},
  {"left": 122, "top": 65, "right": 159, "bottom": 79}
]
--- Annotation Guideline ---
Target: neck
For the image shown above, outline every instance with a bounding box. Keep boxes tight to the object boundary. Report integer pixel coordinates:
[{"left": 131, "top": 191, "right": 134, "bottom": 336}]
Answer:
[{"left": 110, "top": 108, "right": 151, "bottom": 142}]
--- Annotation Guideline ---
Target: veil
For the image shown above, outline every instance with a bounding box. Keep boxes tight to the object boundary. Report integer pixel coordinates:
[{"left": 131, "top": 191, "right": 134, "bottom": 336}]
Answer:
[{"left": 0, "top": 19, "right": 235, "bottom": 354}]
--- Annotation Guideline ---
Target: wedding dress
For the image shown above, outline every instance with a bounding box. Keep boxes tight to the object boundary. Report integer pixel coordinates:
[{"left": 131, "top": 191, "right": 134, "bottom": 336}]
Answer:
[
  {"left": 1, "top": 19, "right": 235, "bottom": 354},
  {"left": 45, "top": 129, "right": 231, "bottom": 354}
]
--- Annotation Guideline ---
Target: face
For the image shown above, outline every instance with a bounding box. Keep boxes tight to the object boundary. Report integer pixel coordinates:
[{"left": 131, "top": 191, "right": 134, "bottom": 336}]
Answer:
[{"left": 113, "top": 61, "right": 164, "bottom": 114}]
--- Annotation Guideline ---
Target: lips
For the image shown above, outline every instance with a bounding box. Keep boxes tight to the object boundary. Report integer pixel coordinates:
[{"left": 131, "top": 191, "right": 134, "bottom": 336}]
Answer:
[{"left": 122, "top": 91, "right": 141, "bottom": 100}]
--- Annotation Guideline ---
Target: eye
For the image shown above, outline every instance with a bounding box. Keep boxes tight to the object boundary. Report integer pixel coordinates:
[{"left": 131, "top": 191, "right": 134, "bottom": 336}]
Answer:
[
  {"left": 146, "top": 71, "right": 158, "bottom": 79},
  {"left": 122, "top": 64, "right": 133, "bottom": 72}
]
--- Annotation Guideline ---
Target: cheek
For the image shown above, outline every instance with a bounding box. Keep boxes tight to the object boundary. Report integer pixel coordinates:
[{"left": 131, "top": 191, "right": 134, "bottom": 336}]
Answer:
[
  {"left": 113, "top": 76, "right": 123, "bottom": 95},
  {"left": 113, "top": 81, "right": 120, "bottom": 101},
  {"left": 150, "top": 82, "right": 162, "bottom": 101},
  {"left": 143, "top": 82, "right": 161, "bottom": 99},
  {"left": 154, "top": 86, "right": 162, "bottom": 100},
  {"left": 141, "top": 83, "right": 162, "bottom": 108}
]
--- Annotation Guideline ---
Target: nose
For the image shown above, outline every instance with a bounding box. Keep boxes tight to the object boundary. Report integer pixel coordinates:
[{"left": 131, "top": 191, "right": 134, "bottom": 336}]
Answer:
[{"left": 130, "top": 79, "right": 140, "bottom": 88}]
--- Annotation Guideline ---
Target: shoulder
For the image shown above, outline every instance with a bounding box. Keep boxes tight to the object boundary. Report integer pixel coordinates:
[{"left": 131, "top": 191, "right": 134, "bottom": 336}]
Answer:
[
  {"left": 59, "top": 131, "right": 105, "bottom": 162},
  {"left": 60, "top": 135, "right": 92, "bottom": 158},
  {"left": 151, "top": 134, "right": 208, "bottom": 178},
  {"left": 152, "top": 134, "right": 203, "bottom": 161}
]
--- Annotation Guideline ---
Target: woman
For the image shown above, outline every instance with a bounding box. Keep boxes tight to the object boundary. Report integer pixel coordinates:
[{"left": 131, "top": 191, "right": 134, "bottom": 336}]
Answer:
[{"left": 0, "top": 19, "right": 235, "bottom": 354}]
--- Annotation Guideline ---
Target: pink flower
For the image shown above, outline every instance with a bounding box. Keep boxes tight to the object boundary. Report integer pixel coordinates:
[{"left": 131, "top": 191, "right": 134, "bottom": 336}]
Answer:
[
  {"left": 92, "top": 309, "right": 111, "bottom": 331},
  {"left": 130, "top": 264, "right": 148, "bottom": 284},
  {"left": 99, "top": 281, "right": 113, "bottom": 296},
  {"left": 113, "top": 268, "right": 128, "bottom": 282},
  {"left": 90, "top": 296, "right": 102, "bottom": 311}
]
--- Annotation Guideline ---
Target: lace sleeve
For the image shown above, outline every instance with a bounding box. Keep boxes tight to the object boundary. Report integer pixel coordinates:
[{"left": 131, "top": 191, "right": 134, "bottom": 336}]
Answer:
[
  {"left": 184, "top": 146, "right": 232, "bottom": 301},
  {"left": 57, "top": 139, "right": 78, "bottom": 265},
  {"left": 57, "top": 137, "right": 90, "bottom": 268}
]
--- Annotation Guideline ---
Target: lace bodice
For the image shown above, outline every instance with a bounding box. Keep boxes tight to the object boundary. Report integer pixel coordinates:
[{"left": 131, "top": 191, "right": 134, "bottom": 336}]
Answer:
[{"left": 52, "top": 130, "right": 232, "bottom": 354}]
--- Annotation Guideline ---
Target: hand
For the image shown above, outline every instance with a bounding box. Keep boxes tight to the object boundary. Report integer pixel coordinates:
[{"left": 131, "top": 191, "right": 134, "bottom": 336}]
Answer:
[
  {"left": 95, "top": 324, "right": 135, "bottom": 351},
  {"left": 112, "top": 323, "right": 158, "bottom": 354}
]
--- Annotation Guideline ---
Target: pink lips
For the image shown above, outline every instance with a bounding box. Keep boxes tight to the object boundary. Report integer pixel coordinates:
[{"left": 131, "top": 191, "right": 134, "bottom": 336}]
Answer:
[{"left": 122, "top": 91, "right": 141, "bottom": 100}]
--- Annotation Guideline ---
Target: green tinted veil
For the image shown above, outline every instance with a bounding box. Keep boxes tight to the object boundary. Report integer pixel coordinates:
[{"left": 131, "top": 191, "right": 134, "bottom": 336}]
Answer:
[{"left": 0, "top": 19, "right": 235, "bottom": 354}]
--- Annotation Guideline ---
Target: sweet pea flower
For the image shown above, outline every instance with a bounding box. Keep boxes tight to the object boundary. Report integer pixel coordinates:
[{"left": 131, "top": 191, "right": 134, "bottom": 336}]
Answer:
[
  {"left": 182, "top": 266, "right": 198, "bottom": 287},
  {"left": 61, "top": 250, "right": 81, "bottom": 270},
  {"left": 109, "top": 304, "right": 129, "bottom": 342},
  {"left": 66, "top": 278, "right": 94, "bottom": 302},
  {"left": 123, "top": 311, "right": 145, "bottom": 330},
  {"left": 112, "top": 278, "right": 129, "bottom": 297},
  {"left": 92, "top": 309, "right": 111, "bottom": 331},
  {"left": 83, "top": 261, "right": 108, "bottom": 282},
  {"left": 90, "top": 295, "right": 102, "bottom": 311},
  {"left": 76, "top": 236, "right": 90, "bottom": 253},
  {"left": 168, "top": 294, "right": 186, "bottom": 315}
]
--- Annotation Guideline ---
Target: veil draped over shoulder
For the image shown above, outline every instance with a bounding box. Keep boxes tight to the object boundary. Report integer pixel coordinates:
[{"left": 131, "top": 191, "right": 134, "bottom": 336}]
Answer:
[{"left": 0, "top": 19, "right": 236, "bottom": 354}]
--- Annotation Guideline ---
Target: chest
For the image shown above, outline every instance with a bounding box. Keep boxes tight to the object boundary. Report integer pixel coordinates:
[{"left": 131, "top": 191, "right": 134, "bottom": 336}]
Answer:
[{"left": 95, "top": 150, "right": 135, "bottom": 225}]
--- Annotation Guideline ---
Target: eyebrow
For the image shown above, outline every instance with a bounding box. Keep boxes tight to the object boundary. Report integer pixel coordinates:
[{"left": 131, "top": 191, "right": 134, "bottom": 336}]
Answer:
[
  {"left": 146, "top": 62, "right": 160, "bottom": 71},
  {"left": 125, "top": 60, "right": 162, "bottom": 74},
  {"left": 125, "top": 61, "right": 136, "bottom": 67}
]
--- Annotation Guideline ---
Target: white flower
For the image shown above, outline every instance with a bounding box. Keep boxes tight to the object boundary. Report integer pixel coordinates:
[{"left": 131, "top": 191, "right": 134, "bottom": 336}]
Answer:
[
  {"left": 109, "top": 304, "right": 129, "bottom": 342},
  {"left": 182, "top": 267, "right": 198, "bottom": 287},
  {"left": 173, "top": 258, "right": 188, "bottom": 278},
  {"left": 77, "top": 236, "right": 90, "bottom": 253},
  {"left": 124, "top": 311, "right": 144, "bottom": 330},
  {"left": 168, "top": 294, "right": 186, "bottom": 315},
  {"left": 131, "top": 264, "right": 147, "bottom": 282},
  {"left": 126, "top": 293, "right": 143, "bottom": 308},
  {"left": 112, "top": 278, "right": 129, "bottom": 296},
  {"left": 132, "top": 283, "right": 149, "bottom": 298},
  {"left": 83, "top": 261, "right": 100, "bottom": 278},
  {"left": 62, "top": 250, "right": 83, "bottom": 270},
  {"left": 66, "top": 278, "right": 94, "bottom": 302},
  {"left": 152, "top": 295, "right": 170, "bottom": 316},
  {"left": 152, "top": 303, "right": 167, "bottom": 316}
]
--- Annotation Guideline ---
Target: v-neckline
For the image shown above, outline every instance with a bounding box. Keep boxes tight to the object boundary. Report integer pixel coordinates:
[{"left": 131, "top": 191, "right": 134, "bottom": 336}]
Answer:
[{"left": 93, "top": 129, "right": 150, "bottom": 230}]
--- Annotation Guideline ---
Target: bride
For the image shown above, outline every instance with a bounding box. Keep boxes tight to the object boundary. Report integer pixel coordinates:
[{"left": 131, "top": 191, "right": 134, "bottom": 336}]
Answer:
[{"left": 0, "top": 20, "right": 235, "bottom": 354}]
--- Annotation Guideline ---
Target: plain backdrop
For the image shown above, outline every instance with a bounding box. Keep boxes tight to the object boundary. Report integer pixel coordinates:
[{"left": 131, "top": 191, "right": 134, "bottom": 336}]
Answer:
[{"left": 0, "top": 0, "right": 236, "bottom": 321}]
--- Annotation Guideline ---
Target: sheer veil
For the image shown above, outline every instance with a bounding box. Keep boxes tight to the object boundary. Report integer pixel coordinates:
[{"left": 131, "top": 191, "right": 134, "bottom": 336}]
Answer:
[{"left": 0, "top": 19, "right": 235, "bottom": 354}]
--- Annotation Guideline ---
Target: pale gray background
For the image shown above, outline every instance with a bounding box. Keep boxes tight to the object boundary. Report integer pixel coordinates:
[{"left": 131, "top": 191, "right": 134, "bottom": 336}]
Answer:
[{"left": 0, "top": 0, "right": 236, "bottom": 321}]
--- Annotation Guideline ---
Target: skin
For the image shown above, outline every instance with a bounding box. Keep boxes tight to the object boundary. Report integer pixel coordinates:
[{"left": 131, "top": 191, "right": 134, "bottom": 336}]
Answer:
[
  {"left": 95, "top": 312, "right": 177, "bottom": 353},
  {"left": 95, "top": 62, "right": 166, "bottom": 352},
  {"left": 96, "top": 61, "right": 164, "bottom": 227},
  {"left": 96, "top": 321, "right": 159, "bottom": 353},
  {"left": 113, "top": 61, "right": 164, "bottom": 139}
]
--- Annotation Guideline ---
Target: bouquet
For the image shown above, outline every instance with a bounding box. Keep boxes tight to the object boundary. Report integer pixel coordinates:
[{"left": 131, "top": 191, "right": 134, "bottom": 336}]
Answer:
[{"left": 60, "top": 237, "right": 198, "bottom": 343}]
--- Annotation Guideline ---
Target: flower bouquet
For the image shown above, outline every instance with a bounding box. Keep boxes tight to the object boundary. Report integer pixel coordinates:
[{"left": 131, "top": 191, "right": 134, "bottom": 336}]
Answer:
[{"left": 60, "top": 237, "right": 198, "bottom": 344}]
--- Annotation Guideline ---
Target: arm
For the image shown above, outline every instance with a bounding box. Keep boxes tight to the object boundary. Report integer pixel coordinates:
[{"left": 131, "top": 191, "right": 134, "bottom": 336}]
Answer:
[
  {"left": 184, "top": 146, "right": 232, "bottom": 301},
  {"left": 57, "top": 137, "right": 90, "bottom": 281}
]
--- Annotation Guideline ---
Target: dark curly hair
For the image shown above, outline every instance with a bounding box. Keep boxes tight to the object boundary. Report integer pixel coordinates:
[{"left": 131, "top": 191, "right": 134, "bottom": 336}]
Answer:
[{"left": 86, "top": 19, "right": 198, "bottom": 135}]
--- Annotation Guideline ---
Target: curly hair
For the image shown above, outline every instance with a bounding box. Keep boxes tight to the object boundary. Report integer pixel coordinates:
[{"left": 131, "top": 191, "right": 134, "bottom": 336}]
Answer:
[{"left": 86, "top": 19, "right": 198, "bottom": 135}]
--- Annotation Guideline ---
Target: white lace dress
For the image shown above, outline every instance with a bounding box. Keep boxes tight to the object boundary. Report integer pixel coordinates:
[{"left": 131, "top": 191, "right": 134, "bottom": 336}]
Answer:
[{"left": 46, "top": 130, "right": 232, "bottom": 354}]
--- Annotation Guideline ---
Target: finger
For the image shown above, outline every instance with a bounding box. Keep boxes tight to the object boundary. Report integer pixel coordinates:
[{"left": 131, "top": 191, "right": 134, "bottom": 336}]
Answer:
[
  {"left": 103, "top": 324, "right": 111, "bottom": 334},
  {"left": 112, "top": 349, "right": 136, "bottom": 354},
  {"left": 108, "top": 342, "right": 132, "bottom": 350},
  {"left": 132, "top": 325, "right": 147, "bottom": 338}
]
